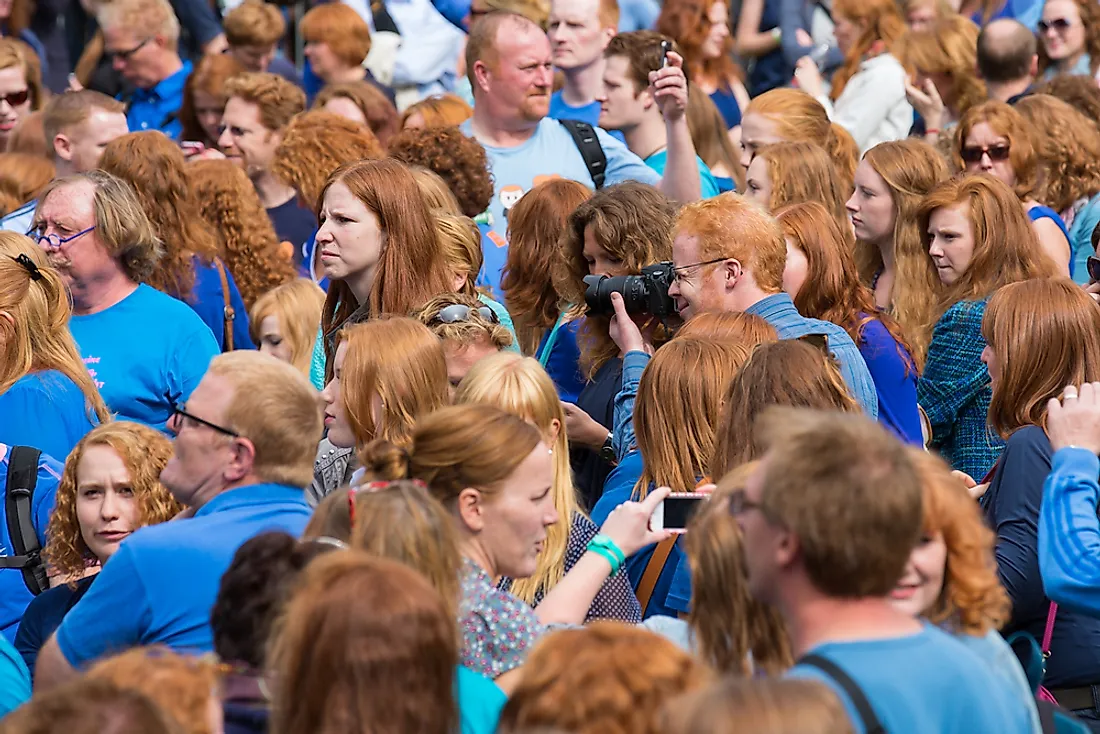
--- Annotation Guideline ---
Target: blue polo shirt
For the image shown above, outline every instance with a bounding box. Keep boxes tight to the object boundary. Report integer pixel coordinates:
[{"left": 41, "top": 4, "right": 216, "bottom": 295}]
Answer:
[
  {"left": 123, "top": 60, "right": 192, "bottom": 140},
  {"left": 55, "top": 482, "right": 311, "bottom": 668}
]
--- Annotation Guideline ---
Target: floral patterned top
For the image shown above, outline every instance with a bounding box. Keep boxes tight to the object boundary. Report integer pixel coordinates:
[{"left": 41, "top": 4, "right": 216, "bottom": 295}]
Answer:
[{"left": 459, "top": 558, "right": 545, "bottom": 679}]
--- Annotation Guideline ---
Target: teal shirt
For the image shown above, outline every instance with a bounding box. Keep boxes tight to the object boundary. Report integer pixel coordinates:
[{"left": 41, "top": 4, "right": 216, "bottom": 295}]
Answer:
[
  {"left": 476, "top": 293, "right": 521, "bottom": 353},
  {"left": 0, "top": 634, "right": 30, "bottom": 717},
  {"left": 457, "top": 665, "right": 506, "bottom": 734},
  {"left": 644, "top": 150, "right": 721, "bottom": 199}
]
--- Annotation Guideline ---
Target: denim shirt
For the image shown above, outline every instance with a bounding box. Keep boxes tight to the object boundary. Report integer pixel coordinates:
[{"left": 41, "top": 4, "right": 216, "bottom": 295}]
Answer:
[
  {"left": 123, "top": 60, "right": 192, "bottom": 140},
  {"left": 745, "top": 293, "right": 879, "bottom": 418}
]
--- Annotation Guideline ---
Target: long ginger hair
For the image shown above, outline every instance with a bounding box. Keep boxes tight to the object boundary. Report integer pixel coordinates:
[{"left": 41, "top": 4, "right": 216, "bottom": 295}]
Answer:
[{"left": 830, "top": 0, "right": 907, "bottom": 101}]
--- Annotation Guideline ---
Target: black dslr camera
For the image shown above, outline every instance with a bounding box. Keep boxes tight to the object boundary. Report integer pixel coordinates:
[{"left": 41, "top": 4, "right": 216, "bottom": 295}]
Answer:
[{"left": 582, "top": 261, "right": 677, "bottom": 318}]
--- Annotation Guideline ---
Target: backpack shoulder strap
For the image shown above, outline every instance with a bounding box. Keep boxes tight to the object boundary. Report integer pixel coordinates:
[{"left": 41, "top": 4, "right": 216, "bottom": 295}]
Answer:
[
  {"left": 636, "top": 536, "right": 676, "bottom": 616},
  {"left": 798, "top": 653, "right": 888, "bottom": 734},
  {"left": 558, "top": 119, "right": 607, "bottom": 190},
  {"left": 2, "top": 446, "right": 48, "bottom": 595},
  {"left": 213, "top": 258, "right": 235, "bottom": 352}
]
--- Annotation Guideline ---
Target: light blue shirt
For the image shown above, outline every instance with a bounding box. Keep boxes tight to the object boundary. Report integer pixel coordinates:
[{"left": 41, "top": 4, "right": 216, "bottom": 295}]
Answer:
[
  {"left": 124, "top": 60, "right": 192, "bottom": 140},
  {"left": 457, "top": 666, "right": 506, "bottom": 734},
  {"left": 0, "top": 371, "right": 98, "bottom": 461},
  {"left": 0, "top": 199, "right": 34, "bottom": 236},
  {"left": 745, "top": 293, "right": 879, "bottom": 418},
  {"left": 460, "top": 116, "right": 660, "bottom": 294},
  {"left": 547, "top": 93, "right": 625, "bottom": 143},
  {"left": 645, "top": 149, "right": 720, "bottom": 199},
  {"left": 56, "top": 482, "right": 312, "bottom": 668},
  {"left": 1039, "top": 448, "right": 1100, "bottom": 616},
  {"left": 0, "top": 634, "right": 30, "bottom": 717},
  {"left": 69, "top": 284, "right": 219, "bottom": 431}
]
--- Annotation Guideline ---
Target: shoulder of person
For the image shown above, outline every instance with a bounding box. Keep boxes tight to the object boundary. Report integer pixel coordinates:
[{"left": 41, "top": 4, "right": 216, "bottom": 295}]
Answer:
[{"left": 1004, "top": 424, "right": 1053, "bottom": 456}]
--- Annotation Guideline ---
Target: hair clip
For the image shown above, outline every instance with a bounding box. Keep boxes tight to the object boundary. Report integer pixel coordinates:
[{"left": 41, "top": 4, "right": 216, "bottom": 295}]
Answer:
[{"left": 12, "top": 253, "right": 42, "bottom": 281}]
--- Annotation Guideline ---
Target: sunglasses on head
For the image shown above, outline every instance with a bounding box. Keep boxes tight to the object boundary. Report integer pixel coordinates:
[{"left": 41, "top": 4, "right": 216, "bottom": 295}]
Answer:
[
  {"left": 1038, "top": 17, "right": 1074, "bottom": 33},
  {"left": 0, "top": 89, "right": 29, "bottom": 108},
  {"left": 429, "top": 303, "right": 499, "bottom": 325},
  {"left": 960, "top": 143, "right": 1011, "bottom": 164}
]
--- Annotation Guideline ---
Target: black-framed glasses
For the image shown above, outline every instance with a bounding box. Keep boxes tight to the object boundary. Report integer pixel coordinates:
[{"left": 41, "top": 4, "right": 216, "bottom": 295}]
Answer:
[
  {"left": 30, "top": 225, "right": 95, "bottom": 251},
  {"left": 171, "top": 403, "right": 239, "bottom": 437},
  {"left": 105, "top": 37, "right": 152, "bottom": 61},
  {"left": 0, "top": 89, "right": 29, "bottom": 108},
  {"left": 727, "top": 488, "right": 766, "bottom": 517},
  {"left": 672, "top": 256, "right": 729, "bottom": 280},
  {"left": 1038, "top": 17, "right": 1074, "bottom": 33},
  {"left": 430, "top": 303, "right": 500, "bottom": 325}
]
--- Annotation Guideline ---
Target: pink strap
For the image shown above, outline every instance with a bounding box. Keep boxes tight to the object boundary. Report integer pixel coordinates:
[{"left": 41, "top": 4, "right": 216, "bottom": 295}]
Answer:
[{"left": 1042, "top": 602, "right": 1058, "bottom": 654}]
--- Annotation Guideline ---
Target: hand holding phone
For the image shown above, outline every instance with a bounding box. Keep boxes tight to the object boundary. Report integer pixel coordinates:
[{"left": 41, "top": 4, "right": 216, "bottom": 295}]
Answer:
[
  {"left": 660, "top": 40, "right": 672, "bottom": 68},
  {"left": 650, "top": 492, "right": 709, "bottom": 534}
]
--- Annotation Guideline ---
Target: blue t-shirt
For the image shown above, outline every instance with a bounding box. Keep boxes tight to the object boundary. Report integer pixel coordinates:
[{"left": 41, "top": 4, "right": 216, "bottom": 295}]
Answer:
[
  {"left": 857, "top": 318, "right": 922, "bottom": 445},
  {"left": 644, "top": 149, "right": 720, "bottom": 199},
  {"left": 535, "top": 317, "right": 585, "bottom": 404},
  {"left": 460, "top": 117, "right": 660, "bottom": 294},
  {"left": 789, "top": 623, "right": 1034, "bottom": 733},
  {"left": 0, "top": 370, "right": 98, "bottom": 460},
  {"left": 56, "top": 482, "right": 312, "bottom": 668},
  {"left": 1068, "top": 193, "right": 1100, "bottom": 285},
  {"left": 0, "top": 634, "right": 30, "bottom": 717},
  {"left": 187, "top": 258, "right": 254, "bottom": 352},
  {"left": 0, "top": 445, "right": 62, "bottom": 642},
  {"left": 69, "top": 284, "right": 219, "bottom": 431},
  {"left": 123, "top": 60, "right": 192, "bottom": 140},
  {"left": 457, "top": 665, "right": 506, "bottom": 734},
  {"left": 547, "top": 92, "right": 625, "bottom": 143}
]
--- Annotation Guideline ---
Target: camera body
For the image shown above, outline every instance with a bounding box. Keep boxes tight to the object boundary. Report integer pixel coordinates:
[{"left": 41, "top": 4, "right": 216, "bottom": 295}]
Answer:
[{"left": 583, "top": 261, "right": 677, "bottom": 318}]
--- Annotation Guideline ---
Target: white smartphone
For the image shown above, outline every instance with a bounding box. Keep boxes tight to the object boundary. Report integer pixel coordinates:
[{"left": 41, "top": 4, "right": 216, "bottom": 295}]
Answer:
[{"left": 650, "top": 492, "right": 709, "bottom": 533}]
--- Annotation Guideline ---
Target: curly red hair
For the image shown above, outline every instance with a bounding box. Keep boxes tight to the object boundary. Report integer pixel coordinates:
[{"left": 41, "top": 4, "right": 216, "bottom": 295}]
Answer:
[
  {"left": 387, "top": 126, "right": 493, "bottom": 219},
  {"left": 656, "top": 0, "right": 738, "bottom": 87},
  {"left": 189, "top": 158, "right": 296, "bottom": 308}
]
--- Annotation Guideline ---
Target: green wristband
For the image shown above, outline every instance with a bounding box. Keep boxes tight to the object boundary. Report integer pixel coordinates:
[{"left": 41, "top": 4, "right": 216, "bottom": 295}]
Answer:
[{"left": 587, "top": 534, "right": 626, "bottom": 574}]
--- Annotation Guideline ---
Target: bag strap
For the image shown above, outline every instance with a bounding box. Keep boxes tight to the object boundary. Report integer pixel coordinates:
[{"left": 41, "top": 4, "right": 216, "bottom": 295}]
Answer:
[
  {"left": 1042, "top": 602, "right": 1058, "bottom": 654},
  {"left": 537, "top": 311, "right": 569, "bottom": 368},
  {"left": 558, "top": 120, "right": 607, "bottom": 190},
  {"left": 1, "top": 446, "right": 48, "bottom": 595},
  {"left": 636, "top": 536, "right": 676, "bottom": 615},
  {"left": 798, "top": 653, "right": 888, "bottom": 734},
  {"left": 213, "top": 258, "right": 235, "bottom": 352}
]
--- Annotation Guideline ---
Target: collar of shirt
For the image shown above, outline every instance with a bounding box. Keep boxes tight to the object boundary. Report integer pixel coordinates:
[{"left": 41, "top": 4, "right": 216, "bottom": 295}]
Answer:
[
  {"left": 133, "top": 59, "right": 192, "bottom": 103},
  {"left": 193, "top": 481, "right": 306, "bottom": 518},
  {"left": 744, "top": 291, "right": 798, "bottom": 322}
]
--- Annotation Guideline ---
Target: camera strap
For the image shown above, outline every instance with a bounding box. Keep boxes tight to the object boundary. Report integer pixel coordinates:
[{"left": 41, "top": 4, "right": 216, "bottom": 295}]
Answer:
[{"left": 537, "top": 312, "right": 569, "bottom": 369}]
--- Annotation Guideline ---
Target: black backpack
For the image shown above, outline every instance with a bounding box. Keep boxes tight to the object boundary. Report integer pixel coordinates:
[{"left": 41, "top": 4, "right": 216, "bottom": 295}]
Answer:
[
  {"left": 0, "top": 446, "right": 48, "bottom": 595},
  {"left": 559, "top": 119, "right": 607, "bottom": 190}
]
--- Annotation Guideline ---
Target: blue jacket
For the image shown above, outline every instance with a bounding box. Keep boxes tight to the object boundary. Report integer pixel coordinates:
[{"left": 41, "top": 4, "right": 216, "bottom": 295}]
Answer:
[{"left": 1040, "top": 448, "right": 1100, "bottom": 616}]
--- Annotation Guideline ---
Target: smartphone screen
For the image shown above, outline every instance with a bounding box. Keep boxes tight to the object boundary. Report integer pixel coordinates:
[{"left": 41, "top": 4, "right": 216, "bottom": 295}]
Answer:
[{"left": 657, "top": 495, "right": 706, "bottom": 532}]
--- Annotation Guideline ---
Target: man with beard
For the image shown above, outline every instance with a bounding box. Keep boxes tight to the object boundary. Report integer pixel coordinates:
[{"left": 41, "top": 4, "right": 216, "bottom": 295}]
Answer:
[
  {"left": 29, "top": 171, "right": 217, "bottom": 429},
  {"left": 461, "top": 11, "right": 702, "bottom": 293}
]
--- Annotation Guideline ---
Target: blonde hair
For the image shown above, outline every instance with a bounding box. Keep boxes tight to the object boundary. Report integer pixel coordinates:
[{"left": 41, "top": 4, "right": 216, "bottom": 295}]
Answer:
[
  {"left": 0, "top": 234, "right": 109, "bottom": 423},
  {"left": 755, "top": 141, "right": 849, "bottom": 234},
  {"left": 97, "top": 0, "right": 180, "bottom": 49},
  {"left": 434, "top": 212, "right": 483, "bottom": 297},
  {"left": 248, "top": 279, "right": 326, "bottom": 376},
  {"left": 222, "top": 0, "right": 286, "bottom": 47},
  {"left": 898, "top": 15, "right": 985, "bottom": 117},
  {"left": 338, "top": 317, "right": 450, "bottom": 451},
  {"left": 412, "top": 292, "right": 514, "bottom": 351},
  {"left": 205, "top": 351, "right": 324, "bottom": 488},
  {"left": 454, "top": 352, "right": 580, "bottom": 605}
]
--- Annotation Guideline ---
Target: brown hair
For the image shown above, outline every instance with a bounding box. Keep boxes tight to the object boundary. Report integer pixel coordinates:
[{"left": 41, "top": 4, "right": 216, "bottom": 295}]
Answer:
[
  {"left": 0, "top": 234, "right": 109, "bottom": 424},
  {"left": 87, "top": 647, "right": 222, "bottom": 734},
  {"left": 433, "top": 211, "right": 485, "bottom": 296},
  {"left": 674, "top": 193, "right": 786, "bottom": 292},
  {"left": 314, "top": 81, "right": 400, "bottom": 149},
  {"left": 686, "top": 84, "right": 743, "bottom": 189},
  {"left": 556, "top": 182, "right": 675, "bottom": 378},
  {"left": 0, "top": 38, "right": 45, "bottom": 112},
  {"left": 0, "top": 152, "right": 53, "bottom": 212},
  {"left": 399, "top": 93, "right": 473, "bottom": 129},
  {"left": 223, "top": 72, "right": 306, "bottom": 133},
  {"left": 337, "top": 317, "right": 450, "bottom": 451},
  {"left": 656, "top": 0, "right": 738, "bottom": 87},
  {"left": 744, "top": 89, "right": 858, "bottom": 192},
  {"left": 299, "top": 3, "right": 372, "bottom": 67},
  {"left": 42, "top": 89, "right": 125, "bottom": 158},
  {"left": 954, "top": 100, "right": 1040, "bottom": 200},
  {"left": 776, "top": 201, "right": 915, "bottom": 361},
  {"left": 179, "top": 53, "right": 246, "bottom": 146},
  {"left": 898, "top": 15, "right": 985, "bottom": 117},
  {"left": 754, "top": 141, "right": 849, "bottom": 233},
  {"left": 189, "top": 158, "right": 296, "bottom": 307},
  {"left": 661, "top": 678, "right": 855, "bottom": 734},
  {"left": 755, "top": 408, "right": 923, "bottom": 598},
  {"left": 350, "top": 481, "right": 463, "bottom": 619},
  {"left": 711, "top": 340, "right": 860, "bottom": 477},
  {"left": 604, "top": 31, "right": 682, "bottom": 93},
  {"left": 498, "top": 622, "right": 713, "bottom": 734},
  {"left": 222, "top": 0, "right": 286, "bottom": 47},
  {"left": 271, "top": 110, "right": 383, "bottom": 212},
  {"left": 1037, "top": 0, "right": 1100, "bottom": 77},
  {"left": 44, "top": 422, "right": 182, "bottom": 581},
  {"left": 268, "top": 552, "right": 458, "bottom": 734},
  {"left": 98, "top": 131, "right": 221, "bottom": 299},
  {"left": 917, "top": 174, "right": 1058, "bottom": 319},
  {"left": 909, "top": 449, "right": 1010, "bottom": 636},
  {"left": 387, "top": 126, "right": 494, "bottom": 219},
  {"left": 318, "top": 159, "right": 455, "bottom": 370},
  {"left": 688, "top": 463, "right": 792, "bottom": 675},
  {"left": 1015, "top": 94, "right": 1100, "bottom": 212},
  {"left": 983, "top": 277, "right": 1100, "bottom": 437},
  {"left": 503, "top": 179, "right": 591, "bottom": 354},
  {"left": 248, "top": 279, "right": 326, "bottom": 376},
  {"left": 412, "top": 291, "right": 514, "bottom": 351},
  {"left": 830, "top": 0, "right": 907, "bottom": 100},
  {"left": 0, "top": 678, "right": 184, "bottom": 734}
]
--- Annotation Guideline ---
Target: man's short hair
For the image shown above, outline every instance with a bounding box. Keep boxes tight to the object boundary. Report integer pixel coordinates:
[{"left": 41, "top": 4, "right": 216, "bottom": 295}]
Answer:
[
  {"left": 35, "top": 171, "right": 164, "bottom": 283},
  {"left": 223, "top": 72, "right": 306, "bottom": 132},
  {"left": 206, "top": 351, "right": 324, "bottom": 488},
  {"left": 412, "top": 292, "right": 514, "bottom": 350},
  {"left": 0, "top": 677, "right": 183, "bottom": 734},
  {"left": 977, "top": 19, "right": 1036, "bottom": 83},
  {"left": 42, "top": 90, "right": 125, "bottom": 158},
  {"left": 605, "top": 31, "right": 681, "bottom": 94},
  {"left": 466, "top": 11, "right": 541, "bottom": 89},
  {"left": 756, "top": 408, "right": 923, "bottom": 598},
  {"left": 299, "top": 3, "right": 372, "bottom": 67},
  {"left": 674, "top": 193, "right": 786, "bottom": 293},
  {"left": 97, "top": 0, "right": 181, "bottom": 49},
  {"left": 223, "top": 0, "right": 286, "bottom": 48}
]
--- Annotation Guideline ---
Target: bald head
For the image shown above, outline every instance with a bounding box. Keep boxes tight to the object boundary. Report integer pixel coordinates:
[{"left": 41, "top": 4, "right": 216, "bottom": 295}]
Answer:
[{"left": 977, "top": 19, "right": 1037, "bottom": 84}]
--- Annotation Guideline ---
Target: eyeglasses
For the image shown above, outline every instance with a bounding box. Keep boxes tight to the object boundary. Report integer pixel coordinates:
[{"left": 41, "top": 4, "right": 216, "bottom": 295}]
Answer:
[
  {"left": 727, "top": 488, "right": 766, "bottom": 517},
  {"left": 429, "top": 303, "right": 500, "bottom": 325},
  {"left": 30, "top": 225, "right": 96, "bottom": 251},
  {"left": 171, "top": 403, "right": 239, "bottom": 437},
  {"left": 672, "top": 256, "right": 729, "bottom": 281},
  {"left": 105, "top": 37, "right": 152, "bottom": 61},
  {"left": 960, "top": 143, "right": 1011, "bottom": 164},
  {"left": 0, "top": 89, "right": 29, "bottom": 108},
  {"left": 1038, "top": 17, "right": 1074, "bottom": 33}
]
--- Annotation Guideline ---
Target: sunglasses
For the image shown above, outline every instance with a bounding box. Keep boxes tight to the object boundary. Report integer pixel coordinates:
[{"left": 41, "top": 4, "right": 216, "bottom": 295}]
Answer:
[
  {"left": 960, "top": 143, "right": 1011, "bottom": 164},
  {"left": 429, "top": 303, "right": 500, "bottom": 325},
  {"left": 1038, "top": 17, "right": 1074, "bottom": 33},
  {"left": 0, "top": 89, "right": 29, "bottom": 108}
]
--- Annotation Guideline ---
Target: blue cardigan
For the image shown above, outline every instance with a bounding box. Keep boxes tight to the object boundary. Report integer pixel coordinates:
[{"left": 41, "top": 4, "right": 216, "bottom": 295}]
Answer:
[{"left": 857, "top": 317, "right": 923, "bottom": 445}]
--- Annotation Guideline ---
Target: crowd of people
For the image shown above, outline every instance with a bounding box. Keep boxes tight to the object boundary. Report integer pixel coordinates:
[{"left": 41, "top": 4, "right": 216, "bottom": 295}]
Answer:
[{"left": 5, "top": 0, "right": 1100, "bottom": 731}]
